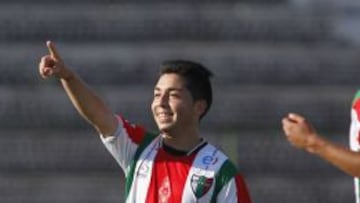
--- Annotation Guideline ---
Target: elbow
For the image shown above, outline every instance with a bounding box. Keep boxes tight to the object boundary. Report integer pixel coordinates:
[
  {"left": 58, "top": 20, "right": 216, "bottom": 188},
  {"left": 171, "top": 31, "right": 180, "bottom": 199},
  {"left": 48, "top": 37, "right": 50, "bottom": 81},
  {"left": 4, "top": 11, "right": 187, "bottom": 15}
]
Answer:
[
  {"left": 344, "top": 162, "right": 360, "bottom": 178},
  {"left": 351, "top": 169, "right": 360, "bottom": 178}
]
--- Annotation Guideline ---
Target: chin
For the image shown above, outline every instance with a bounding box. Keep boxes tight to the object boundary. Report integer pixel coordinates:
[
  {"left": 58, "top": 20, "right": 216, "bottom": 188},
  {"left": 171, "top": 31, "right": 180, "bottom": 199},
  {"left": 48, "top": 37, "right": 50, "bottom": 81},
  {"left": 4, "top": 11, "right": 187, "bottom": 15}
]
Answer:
[
  {"left": 158, "top": 126, "right": 171, "bottom": 132},
  {"left": 157, "top": 123, "right": 174, "bottom": 132}
]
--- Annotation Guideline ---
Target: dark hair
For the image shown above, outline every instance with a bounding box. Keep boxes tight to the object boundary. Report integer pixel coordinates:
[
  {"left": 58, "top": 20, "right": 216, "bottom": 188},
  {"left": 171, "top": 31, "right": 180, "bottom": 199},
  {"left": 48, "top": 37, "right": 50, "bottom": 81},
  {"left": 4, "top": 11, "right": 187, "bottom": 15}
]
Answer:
[{"left": 159, "top": 60, "right": 213, "bottom": 120}]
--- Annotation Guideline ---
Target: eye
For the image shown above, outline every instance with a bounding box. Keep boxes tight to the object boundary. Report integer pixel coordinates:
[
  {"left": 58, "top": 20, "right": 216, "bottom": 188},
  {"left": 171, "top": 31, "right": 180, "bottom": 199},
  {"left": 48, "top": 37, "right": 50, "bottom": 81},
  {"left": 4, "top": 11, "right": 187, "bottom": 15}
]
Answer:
[
  {"left": 154, "top": 92, "right": 161, "bottom": 98},
  {"left": 170, "top": 93, "right": 180, "bottom": 98}
]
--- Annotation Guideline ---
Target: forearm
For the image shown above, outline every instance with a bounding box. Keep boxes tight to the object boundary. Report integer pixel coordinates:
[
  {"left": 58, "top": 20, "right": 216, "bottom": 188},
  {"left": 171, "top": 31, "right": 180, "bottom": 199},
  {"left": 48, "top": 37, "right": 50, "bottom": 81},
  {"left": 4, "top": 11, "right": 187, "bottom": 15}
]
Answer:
[
  {"left": 311, "top": 136, "right": 360, "bottom": 177},
  {"left": 282, "top": 113, "right": 360, "bottom": 177},
  {"left": 60, "top": 70, "right": 117, "bottom": 136},
  {"left": 39, "top": 41, "right": 118, "bottom": 136}
]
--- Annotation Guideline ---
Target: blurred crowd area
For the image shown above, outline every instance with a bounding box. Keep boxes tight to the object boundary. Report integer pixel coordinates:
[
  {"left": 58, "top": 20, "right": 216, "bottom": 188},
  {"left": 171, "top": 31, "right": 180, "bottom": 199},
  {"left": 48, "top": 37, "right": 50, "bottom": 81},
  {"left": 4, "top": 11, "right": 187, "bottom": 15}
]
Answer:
[{"left": 0, "top": 0, "right": 360, "bottom": 202}]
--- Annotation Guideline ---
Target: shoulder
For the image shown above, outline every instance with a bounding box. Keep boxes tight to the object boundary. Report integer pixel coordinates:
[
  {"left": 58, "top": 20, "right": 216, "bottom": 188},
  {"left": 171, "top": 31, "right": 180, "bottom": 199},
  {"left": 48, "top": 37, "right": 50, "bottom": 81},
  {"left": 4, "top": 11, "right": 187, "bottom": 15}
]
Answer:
[
  {"left": 202, "top": 143, "right": 240, "bottom": 180},
  {"left": 116, "top": 114, "right": 159, "bottom": 145},
  {"left": 202, "top": 143, "right": 233, "bottom": 164},
  {"left": 196, "top": 143, "right": 239, "bottom": 175}
]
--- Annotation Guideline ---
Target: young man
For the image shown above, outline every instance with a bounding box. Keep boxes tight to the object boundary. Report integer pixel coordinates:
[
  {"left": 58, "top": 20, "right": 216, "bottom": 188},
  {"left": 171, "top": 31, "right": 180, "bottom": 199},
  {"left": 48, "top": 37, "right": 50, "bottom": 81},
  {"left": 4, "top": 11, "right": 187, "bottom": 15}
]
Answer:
[
  {"left": 282, "top": 91, "right": 360, "bottom": 203},
  {"left": 39, "top": 41, "right": 252, "bottom": 203}
]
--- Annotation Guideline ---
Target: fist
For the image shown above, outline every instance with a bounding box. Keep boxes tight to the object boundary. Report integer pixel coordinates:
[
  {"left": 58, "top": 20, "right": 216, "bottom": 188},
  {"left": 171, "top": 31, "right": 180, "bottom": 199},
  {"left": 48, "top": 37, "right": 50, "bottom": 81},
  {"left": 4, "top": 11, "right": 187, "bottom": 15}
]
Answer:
[
  {"left": 282, "top": 113, "right": 316, "bottom": 150},
  {"left": 39, "top": 41, "right": 69, "bottom": 79}
]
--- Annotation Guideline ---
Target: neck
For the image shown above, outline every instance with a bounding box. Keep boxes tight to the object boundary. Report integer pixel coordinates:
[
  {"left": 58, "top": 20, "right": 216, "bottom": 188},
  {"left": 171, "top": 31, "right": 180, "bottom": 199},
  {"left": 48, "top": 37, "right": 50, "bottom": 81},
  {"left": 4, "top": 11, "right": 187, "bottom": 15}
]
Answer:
[
  {"left": 162, "top": 137, "right": 206, "bottom": 156},
  {"left": 161, "top": 128, "right": 202, "bottom": 152}
]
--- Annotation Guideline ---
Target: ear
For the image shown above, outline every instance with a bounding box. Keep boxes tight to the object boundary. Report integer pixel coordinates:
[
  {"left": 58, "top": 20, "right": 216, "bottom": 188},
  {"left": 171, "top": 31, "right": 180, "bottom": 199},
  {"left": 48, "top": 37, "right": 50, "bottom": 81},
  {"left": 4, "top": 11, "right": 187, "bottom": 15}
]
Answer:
[{"left": 194, "top": 100, "right": 207, "bottom": 118}]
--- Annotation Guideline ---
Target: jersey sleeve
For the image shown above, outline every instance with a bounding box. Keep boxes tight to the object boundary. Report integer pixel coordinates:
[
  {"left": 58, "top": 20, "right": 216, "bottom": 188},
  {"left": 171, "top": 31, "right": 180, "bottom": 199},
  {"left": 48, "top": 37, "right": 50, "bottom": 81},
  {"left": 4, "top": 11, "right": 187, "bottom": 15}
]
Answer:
[
  {"left": 216, "top": 174, "right": 252, "bottom": 203},
  {"left": 350, "top": 90, "right": 360, "bottom": 151},
  {"left": 100, "top": 115, "right": 146, "bottom": 175},
  {"left": 213, "top": 159, "right": 252, "bottom": 203}
]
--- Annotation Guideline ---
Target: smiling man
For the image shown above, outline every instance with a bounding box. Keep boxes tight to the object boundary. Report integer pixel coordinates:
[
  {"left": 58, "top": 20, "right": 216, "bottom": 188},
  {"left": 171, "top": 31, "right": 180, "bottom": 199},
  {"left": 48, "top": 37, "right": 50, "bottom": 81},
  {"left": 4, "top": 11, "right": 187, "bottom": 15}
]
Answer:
[{"left": 39, "top": 41, "right": 251, "bottom": 203}]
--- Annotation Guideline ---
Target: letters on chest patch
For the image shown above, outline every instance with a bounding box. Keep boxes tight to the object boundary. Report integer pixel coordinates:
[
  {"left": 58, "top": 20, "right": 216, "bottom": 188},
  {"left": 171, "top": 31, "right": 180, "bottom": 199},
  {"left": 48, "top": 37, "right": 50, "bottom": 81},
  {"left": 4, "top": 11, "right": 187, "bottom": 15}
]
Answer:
[{"left": 158, "top": 176, "right": 171, "bottom": 203}]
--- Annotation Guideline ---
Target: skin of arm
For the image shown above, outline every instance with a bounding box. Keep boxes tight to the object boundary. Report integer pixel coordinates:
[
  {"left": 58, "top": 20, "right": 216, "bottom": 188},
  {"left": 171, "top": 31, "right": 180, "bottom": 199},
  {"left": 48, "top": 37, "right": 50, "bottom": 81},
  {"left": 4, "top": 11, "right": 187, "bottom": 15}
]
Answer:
[
  {"left": 282, "top": 113, "right": 360, "bottom": 177},
  {"left": 38, "top": 41, "right": 118, "bottom": 136}
]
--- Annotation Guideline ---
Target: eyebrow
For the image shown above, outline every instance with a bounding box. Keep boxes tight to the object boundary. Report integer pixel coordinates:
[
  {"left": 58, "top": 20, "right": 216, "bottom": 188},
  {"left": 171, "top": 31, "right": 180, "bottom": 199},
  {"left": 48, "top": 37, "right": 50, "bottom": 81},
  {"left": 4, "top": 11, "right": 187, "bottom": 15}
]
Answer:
[{"left": 154, "top": 87, "right": 183, "bottom": 92}]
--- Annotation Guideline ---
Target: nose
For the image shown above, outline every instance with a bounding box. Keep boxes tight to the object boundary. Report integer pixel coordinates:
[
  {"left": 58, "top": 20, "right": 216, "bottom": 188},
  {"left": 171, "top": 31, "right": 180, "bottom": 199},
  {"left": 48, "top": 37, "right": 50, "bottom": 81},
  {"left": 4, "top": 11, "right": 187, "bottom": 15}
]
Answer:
[{"left": 158, "top": 93, "right": 169, "bottom": 107}]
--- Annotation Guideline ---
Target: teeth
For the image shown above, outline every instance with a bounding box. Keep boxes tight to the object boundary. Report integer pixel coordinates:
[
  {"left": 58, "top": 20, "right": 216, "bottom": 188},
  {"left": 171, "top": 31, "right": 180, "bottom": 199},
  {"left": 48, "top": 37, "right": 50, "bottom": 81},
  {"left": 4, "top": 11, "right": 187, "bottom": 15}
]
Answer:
[
  {"left": 158, "top": 112, "right": 171, "bottom": 116},
  {"left": 158, "top": 112, "right": 172, "bottom": 121}
]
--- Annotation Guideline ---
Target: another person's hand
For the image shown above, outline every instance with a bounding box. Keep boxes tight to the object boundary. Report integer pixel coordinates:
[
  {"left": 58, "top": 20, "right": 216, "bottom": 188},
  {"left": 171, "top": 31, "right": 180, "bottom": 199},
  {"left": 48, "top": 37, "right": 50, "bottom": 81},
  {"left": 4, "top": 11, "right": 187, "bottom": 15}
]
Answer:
[
  {"left": 39, "top": 41, "right": 71, "bottom": 80},
  {"left": 282, "top": 113, "right": 324, "bottom": 153}
]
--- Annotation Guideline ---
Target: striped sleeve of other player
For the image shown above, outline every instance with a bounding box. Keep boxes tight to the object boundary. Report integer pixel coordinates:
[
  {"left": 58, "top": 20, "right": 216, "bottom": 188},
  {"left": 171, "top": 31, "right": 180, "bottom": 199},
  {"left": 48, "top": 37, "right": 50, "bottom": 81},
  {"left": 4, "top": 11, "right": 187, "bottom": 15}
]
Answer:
[
  {"left": 350, "top": 90, "right": 360, "bottom": 151},
  {"left": 100, "top": 115, "right": 146, "bottom": 175}
]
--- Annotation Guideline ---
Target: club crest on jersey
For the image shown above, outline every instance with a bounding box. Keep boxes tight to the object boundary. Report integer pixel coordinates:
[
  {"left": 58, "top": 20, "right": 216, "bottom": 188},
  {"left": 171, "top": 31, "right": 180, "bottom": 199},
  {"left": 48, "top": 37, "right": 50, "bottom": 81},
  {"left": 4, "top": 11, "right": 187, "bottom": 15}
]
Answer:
[{"left": 191, "top": 174, "right": 213, "bottom": 198}]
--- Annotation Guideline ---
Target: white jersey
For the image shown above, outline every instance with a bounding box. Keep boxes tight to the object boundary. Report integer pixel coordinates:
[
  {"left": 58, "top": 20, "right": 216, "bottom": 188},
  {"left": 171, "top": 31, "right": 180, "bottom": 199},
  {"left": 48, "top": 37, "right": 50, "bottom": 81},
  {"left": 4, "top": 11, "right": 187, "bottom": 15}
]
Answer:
[{"left": 100, "top": 115, "right": 251, "bottom": 203}]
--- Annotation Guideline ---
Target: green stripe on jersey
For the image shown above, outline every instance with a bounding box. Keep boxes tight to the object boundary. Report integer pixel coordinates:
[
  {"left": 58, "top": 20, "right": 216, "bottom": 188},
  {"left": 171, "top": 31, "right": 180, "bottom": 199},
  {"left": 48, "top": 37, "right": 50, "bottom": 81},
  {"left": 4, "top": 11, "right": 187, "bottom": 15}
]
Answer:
[
  {"left": 210, "top": 160, "right": 237, "bottom": 203},
  {"left": 353, "top": 90, "right": 360, "bottom": 105},
  {"left": 125, "top": 132, "right": 157, "bottom": 200}
]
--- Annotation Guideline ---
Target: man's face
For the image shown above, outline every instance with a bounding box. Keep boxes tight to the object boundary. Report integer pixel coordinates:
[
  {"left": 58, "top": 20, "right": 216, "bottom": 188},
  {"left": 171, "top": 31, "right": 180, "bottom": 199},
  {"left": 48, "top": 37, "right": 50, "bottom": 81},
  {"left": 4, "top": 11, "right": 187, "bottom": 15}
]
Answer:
[{"left": 151, "top": 73, "right": 201, "bottom": 134}]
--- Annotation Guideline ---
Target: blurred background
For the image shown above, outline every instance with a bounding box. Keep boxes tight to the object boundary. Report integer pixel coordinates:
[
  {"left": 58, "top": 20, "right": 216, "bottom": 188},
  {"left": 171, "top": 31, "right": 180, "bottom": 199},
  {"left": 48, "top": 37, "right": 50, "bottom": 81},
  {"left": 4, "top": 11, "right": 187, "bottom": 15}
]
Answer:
[{"left": 0, "top": 0, "right": 360, "bottom": 202}]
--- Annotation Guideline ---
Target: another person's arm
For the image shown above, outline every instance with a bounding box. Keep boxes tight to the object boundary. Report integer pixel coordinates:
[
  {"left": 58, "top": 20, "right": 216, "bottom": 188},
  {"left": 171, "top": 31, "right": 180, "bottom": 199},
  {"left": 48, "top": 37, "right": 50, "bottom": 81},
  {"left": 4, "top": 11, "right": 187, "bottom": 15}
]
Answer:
[
  {"left": 38, "top": 41, "right": 117, "bottom": 136},
  {"left": 282, "top": 113, "right": 360, "bottom": 177}
]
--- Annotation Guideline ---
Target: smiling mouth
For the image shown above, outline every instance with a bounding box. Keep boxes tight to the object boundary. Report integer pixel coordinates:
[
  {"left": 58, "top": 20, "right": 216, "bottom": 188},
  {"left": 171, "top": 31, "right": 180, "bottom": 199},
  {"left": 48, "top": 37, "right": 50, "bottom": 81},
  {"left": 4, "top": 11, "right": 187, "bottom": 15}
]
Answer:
[{"left": 157, "top": 112, "right": 173, "bottom": 121}]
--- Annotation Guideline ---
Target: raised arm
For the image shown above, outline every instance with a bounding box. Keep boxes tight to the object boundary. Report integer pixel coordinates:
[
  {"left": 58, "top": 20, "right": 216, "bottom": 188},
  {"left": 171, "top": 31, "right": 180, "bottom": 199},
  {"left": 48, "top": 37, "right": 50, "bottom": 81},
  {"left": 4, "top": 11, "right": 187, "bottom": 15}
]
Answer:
[
  {"left": 282, "top": 113, "right": 360, "bottom": 177},
  {"left": 39, "top": 41, "right": 118, "bottom": 136}
]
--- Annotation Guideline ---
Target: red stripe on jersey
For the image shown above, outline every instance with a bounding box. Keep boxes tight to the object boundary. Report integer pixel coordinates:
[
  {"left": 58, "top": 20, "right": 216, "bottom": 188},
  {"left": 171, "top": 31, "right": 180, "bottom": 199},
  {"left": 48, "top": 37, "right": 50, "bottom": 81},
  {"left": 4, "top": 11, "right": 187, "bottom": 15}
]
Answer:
[
  {"left": 117, "top": 115, "right": 145, "bottom": 145},
  {"left": 353, "top": 99, "right": 360, "bottom": 122},
  {"left": 352, "top": 100, "right": 360, "bottom": 145},
  {"left": 235, "top": 174, "right": 252, "bottom": 203},
  {"left": 145, "top": 148, "right": 197, "bottom": 203}
]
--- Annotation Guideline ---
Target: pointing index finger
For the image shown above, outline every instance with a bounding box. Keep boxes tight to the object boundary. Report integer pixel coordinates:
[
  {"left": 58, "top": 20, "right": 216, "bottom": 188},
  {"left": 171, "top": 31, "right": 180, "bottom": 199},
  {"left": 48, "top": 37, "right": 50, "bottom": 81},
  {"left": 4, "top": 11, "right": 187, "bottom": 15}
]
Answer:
[
  {"left": 46, "top": 40, "right": 61, "bottom": 60},
  {"left": 287, "top": 113, "right": 305, "bottom": 123}
]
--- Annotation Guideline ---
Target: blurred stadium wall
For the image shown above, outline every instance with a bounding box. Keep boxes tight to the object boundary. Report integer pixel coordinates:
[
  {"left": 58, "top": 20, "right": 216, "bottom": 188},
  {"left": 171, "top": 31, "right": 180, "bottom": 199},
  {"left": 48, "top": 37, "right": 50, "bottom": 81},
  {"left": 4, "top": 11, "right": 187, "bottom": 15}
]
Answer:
[{"left": 0, "top": 0, "right": 359, "bottom": 202}]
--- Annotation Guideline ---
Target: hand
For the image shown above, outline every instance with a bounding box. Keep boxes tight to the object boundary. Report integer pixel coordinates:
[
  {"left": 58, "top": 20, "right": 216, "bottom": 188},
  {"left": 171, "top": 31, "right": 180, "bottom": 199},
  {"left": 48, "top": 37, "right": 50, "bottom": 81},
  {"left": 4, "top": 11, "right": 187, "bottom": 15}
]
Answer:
[
  {"left": 39, "top": 41, "right": 71, "bottom": 80},
  {"left": 282, "top": 113, "right": 323, "bottom": 153}
]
